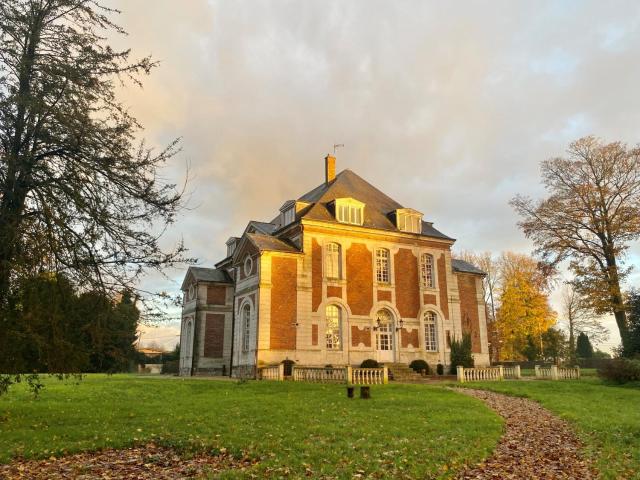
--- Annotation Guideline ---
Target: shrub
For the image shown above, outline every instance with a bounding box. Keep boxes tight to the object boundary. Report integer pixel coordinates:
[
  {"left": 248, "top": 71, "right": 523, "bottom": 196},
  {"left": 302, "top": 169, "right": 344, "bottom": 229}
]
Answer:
[
  {"left": 597, "top": 358, "right": 640, "bottom": 384},
  {"left": 436, "top": 363, "right": 444, "bottom": 375},
  {"left": 450, "top": 334, "right": 474, "bottom": 374},
  {"left": 161, "top": 360, "right": 179, "bottom": 375},
  {"left": 360, "top": 359, "right": 379, "bottom": 368},
  {"left": 409, "top": 359, "right": 429, "bottom": 374}
]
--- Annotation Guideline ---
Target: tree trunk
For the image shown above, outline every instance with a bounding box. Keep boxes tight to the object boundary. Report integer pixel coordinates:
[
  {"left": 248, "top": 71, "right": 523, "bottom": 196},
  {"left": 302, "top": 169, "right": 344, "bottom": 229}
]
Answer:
[{"left": 606, "top": 253, "right": 630, "bottom": 355}]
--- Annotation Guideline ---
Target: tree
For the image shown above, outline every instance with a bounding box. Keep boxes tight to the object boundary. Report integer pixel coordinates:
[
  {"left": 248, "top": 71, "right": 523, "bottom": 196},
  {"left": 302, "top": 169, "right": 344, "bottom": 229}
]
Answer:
[
  {"left": 495, "top": 252, "right": 556, "bottom": 360},
  {"left": 456, "top": 251, "right": 501, "bottom": 362},
  {"left": 449, "top": 333, "right": 474, "bottom": 374},
  {"left": 511, "top": 137, "right": 640, "bottom": 355},
  {"left": 560, "top": 284, "right": 609, "bottom": 361},
  {"left": 0, "top": 0, "right": 189, "bottom": 310},
  {"left": 576, "top": 332, "right": 594, "bottom": 359},
  {"left": 541, "top": 328, "right": 567, "bottom": 364},
  {"left": 626, "top": 289, "right": 640, "bottom": 357}
]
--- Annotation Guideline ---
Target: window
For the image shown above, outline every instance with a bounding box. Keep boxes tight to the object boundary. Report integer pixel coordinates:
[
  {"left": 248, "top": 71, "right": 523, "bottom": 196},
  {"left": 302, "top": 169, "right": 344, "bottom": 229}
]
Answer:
[
  {"left": 325, "top": 243, "right": 341, "bottom": 279},
  {"left": 325, "top": 305, "right": 342, "bottom": 350},
  {"left": 242, "top": 305, "right": 251, "bottom": 351},
  {"left": 395, "top": 209, "right": 423, "bottom": 233},
  {"left": 376, "top": 248, "right": 390, "bottom": 283},
  {"left": 243, "top": 255, "right": 253, "bottom": 276},
  {"left": 424, "top": 311, "right": 438, "bottom": 351},
  {"left": 375, "top": 310, "right": 393, "bottom": 351},
  {"left": 334, "top": 198, "right": 364, "bottom": 225},
  {"left": 188, "top": 284, "right": 195, "bottom": 300},
  {"left": 420, "top": 253, "right": 435, "bottom": 288},
  {"left": 283, "top": 207, "right": 295, "bottom": 226}
]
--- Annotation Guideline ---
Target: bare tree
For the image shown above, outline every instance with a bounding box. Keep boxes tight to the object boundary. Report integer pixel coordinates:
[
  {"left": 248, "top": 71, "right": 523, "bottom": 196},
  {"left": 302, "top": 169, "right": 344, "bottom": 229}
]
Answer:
[
  {"left": 560, "top": 284, "right": 609, "bottom": 361},
  {"left": 511, "top": 136, "right": 640, "bottom": 355}
]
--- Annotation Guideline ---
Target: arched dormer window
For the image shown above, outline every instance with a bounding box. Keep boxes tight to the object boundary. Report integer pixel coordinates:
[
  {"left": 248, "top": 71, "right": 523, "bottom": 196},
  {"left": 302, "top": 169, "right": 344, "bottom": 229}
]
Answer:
[
  {"left": 424, "top": 311, "right": 438, "bottom": 352},
  {"left": 325, "top": 243, "right": 341, "bottom": 280},
  {"left": 325, "top": 304, "right": 342, "bottom": 350},
  {"left": 420, "top": 253, "right": 435, "bottom": 288},
  {"left": 375, "top": 248, "right": 390, "bottom": 284},
  {"left": 242, "top": 304, "right": 251, "bottom": 351}
]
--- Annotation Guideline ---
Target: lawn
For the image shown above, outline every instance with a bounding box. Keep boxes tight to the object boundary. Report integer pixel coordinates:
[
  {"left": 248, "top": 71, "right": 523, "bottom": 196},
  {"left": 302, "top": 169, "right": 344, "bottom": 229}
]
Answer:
[
  {"left": 0, "top": 375, "right": 502, "bottom": 478},
  {"left": 461, "top": 378, "right": 640, "bottom": 480}
]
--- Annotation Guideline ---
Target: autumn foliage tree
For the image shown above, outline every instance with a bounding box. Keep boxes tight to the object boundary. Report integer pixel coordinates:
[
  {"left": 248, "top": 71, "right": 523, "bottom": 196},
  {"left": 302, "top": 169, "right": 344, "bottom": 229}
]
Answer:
[
  {"left": 495, "top": 253, "right": 556, "bottom": 361},
  {"left": 511, "top": 137, "right": 640, "bottom": 356}
]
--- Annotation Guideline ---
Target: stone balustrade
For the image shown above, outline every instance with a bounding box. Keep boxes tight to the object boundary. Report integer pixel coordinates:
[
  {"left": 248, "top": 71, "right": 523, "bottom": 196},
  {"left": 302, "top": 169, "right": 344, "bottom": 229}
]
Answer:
[
  {"left": 258, "top": 364, "right": 284, "bottom": 381},
  {"left": 348, "top": 367, "right": 388, "bottom": 385},
  {"left": 457, "top": 366, "right": 504, "bottom": 383},
  {"left": 292, "top": 366, "right": 347, "bottom": 383},
  {"left": 535, "top": 365, "right": 580, "bottom": 380}
]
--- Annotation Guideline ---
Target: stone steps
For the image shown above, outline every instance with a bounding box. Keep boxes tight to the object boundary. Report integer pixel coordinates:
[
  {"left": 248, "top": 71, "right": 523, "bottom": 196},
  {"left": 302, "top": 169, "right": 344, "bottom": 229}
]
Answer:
[{"left": 384, "top": 363, "right": 424, "bottom": 381}]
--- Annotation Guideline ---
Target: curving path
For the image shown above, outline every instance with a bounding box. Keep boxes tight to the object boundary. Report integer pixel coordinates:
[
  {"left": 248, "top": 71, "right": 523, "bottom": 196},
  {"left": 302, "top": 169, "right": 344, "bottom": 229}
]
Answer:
[{"left": 455, "top": 389, "right": 597, "bottom": 480}]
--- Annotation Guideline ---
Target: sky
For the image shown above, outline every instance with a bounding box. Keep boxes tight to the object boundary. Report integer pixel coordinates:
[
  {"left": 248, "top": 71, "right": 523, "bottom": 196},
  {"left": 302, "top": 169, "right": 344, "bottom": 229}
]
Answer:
[{"left": 106, "top": 0, "right": 640, "bottom": 351}]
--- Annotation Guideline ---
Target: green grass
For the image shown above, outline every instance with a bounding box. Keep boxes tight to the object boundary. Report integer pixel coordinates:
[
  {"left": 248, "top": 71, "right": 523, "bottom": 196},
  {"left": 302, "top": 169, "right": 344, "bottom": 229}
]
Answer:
[
  {"left": 0, "top": 375, "right": 502, "bottom": 478},
  {"left": 519, "top": 368, "right": 598, "bottom": 377},
  {"left": 461, "top": 379, "right": 640, "bottom": 479}
]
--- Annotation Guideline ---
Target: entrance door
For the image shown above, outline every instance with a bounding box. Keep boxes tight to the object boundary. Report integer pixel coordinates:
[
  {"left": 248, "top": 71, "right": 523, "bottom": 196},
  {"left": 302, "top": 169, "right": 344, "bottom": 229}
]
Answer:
[{"left": 375, "top": 310, "right": 394, "bottom": 363}]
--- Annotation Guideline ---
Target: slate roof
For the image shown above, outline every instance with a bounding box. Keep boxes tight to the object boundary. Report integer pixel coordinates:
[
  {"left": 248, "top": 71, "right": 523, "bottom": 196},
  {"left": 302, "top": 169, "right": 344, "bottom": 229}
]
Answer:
[
  {"left": 246, "top": 233, "right": 301, "bottom": 254},
  {"left": 181, "top": 266, "right": 233, "bottom": 290},
  {"left": 247, "top": 221, "right": 277, "bottom": 235},
  {"left": 296, "top": 169, "right": 453, "bottom": 240},
  {"left": 451, "top": 259, "right": 486, "bottom": 275}
]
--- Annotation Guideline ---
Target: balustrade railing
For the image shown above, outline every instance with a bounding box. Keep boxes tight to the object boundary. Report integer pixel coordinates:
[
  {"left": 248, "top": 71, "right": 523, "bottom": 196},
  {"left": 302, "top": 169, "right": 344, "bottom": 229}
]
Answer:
[
  {"left": 349, "top": 367, "right": 388, "bottom": 385},
  {"left": 258, "top": 364, "right": 284, "bottom": 381},
  {"left": 535, "top": 365, "right": 580, "bottom": 380},
  {"left": 457, "top": 366, "right": 504, "bottom": 383},
  {"left": 292, "top": 366, "right": 347, "bottom": 383}
]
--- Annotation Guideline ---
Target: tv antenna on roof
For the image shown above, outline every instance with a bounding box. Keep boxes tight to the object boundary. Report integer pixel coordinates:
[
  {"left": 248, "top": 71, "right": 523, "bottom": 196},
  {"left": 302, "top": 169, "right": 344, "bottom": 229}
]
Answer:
[{"left": 333, "top": 143, "right": 344, "bottom": 154}]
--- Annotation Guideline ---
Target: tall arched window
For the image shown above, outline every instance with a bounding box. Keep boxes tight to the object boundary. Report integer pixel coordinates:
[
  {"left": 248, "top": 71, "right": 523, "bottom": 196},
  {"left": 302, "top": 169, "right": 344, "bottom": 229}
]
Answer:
[
  {"left": 375, "top": 248, "right": 390, "bottom": 283},
  {"left": 242, "top": 304, "right": 251, "bottom": 351},
  {"left": 184, "top": 319, "right": 193, "bottom": 357},
  {"left": 424, "top": 311, "right": 438, "bottom": 352},
  {"left": 325, "top": 305, "right": 342, "bottom": 350},
  {"left": 325, "top": 243, "right": 341, "bottom": 280},
  {"left": 420, "top": 253, "right": 435, "bottom": 288}
]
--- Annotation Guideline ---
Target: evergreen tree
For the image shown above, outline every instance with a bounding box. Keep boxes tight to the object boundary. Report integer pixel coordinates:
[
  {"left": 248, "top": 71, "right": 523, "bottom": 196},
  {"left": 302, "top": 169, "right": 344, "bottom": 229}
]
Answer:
[
  {"left": 449, "top": 334, "right": 474, "bottom": 374},
  {"left": 576, "top": 332, "right": 594, "bottom": 359},
  {"left": 626, "top": 289, "right": 640, "bottom": 357}
]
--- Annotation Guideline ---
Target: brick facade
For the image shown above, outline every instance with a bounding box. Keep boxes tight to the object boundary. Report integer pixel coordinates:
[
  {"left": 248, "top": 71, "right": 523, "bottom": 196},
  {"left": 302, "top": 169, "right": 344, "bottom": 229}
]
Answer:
[
  {"left": 346, "top": 243, "right": 373, "bottom": 316},
  {"left": 311, "top": 238, "right": 322, "bottom": 312},
  {"left": 207, "top": 285, "right": 226, "bottom": 305},
  {"left": 401, "top": 327, "right": 419, "bottom": 348},
  {"left": 437, "top": 253, "right": 449, "bottom": 319},
  {"left": 203, "top": 313, "right": 225, "bottom": 358},
  {"left": 394, "top": 248, "right": 420, "bottom": 318},
  {"left": 377, "top": 290, "right": 392, "bottom": 302},
  {"left": 351, "top": 325, "right": 372, "bottom": 347},
  {"left": 326, "top": 285, "right": 342, "bottom": 299},
  {"left": 270, "top": 256, "right": 298, "bottom": 350},
  {"left": 458, "top": 273, "right": 482, "bottom": 353}
]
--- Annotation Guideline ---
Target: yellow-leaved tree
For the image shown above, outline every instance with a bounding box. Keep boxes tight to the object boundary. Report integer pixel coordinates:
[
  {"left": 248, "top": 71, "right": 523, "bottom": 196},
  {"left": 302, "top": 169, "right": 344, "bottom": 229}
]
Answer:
[{"left": 495, "top": 253, "right": 556, "bottom": 360}]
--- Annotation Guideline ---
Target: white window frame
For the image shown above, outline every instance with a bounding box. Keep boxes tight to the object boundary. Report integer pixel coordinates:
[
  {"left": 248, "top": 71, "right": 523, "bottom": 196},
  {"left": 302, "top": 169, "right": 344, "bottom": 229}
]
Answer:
[
  {"left": 420, "top": 253, "right": 435, "bottom": 288},
  {"left": 375, "top": 248, "right": 390, "bottom": 284},
  {"left": 396, "top": 209, "right": 423, "bottom": 233},
  {"left": 325, "top": 242, "right": 341, "bottom": 280},
  {"left": 325, "top": 305, "right": 342, "bottom": 350},
  {"left": 424, "top": 311, "right": 438, "bottom": 352},
  {"left": 242, "top": 304, "right": 251, "bottom": 351},
  {"left": 334, "top": 198, "right": 364, "bottom": 226}
]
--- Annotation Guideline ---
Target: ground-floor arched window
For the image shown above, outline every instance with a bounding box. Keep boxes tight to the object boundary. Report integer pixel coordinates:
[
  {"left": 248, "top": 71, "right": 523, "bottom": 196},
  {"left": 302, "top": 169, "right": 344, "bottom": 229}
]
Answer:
[
  {"left": 424, "top": 311, "right": 438, "bottom": 351},
  {"left": 325, "top": 305, "right": 342, "bottom": 350}
]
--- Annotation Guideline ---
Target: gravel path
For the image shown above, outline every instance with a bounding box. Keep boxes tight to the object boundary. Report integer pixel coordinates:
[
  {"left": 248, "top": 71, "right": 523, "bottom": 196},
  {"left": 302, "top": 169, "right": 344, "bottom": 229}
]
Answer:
[{"left": 455, "top": 388, "right": 597, "bottom": 480}]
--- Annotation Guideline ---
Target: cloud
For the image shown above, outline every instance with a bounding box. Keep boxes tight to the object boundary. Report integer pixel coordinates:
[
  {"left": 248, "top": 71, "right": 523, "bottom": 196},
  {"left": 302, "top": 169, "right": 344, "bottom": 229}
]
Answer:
[{"left": 106, "top": 0, "right": 640, "bottom": 351}]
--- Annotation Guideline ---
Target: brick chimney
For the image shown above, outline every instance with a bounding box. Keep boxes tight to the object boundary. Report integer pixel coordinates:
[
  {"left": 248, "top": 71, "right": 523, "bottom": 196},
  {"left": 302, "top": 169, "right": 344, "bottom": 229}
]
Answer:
[{"left": 325, "top": 154, "right": 336, "bottom": 184}]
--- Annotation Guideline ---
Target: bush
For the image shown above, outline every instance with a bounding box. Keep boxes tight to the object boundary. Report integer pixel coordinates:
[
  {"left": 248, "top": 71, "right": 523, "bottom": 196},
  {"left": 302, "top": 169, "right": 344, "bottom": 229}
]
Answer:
[
  {"left": 161, "top": 360, "right": 179, "bottom": 375},
  {"left": 450, "top": 334, "right": 474, "bottom": 374},
  {"left": 436, "top": 363, "right": 444, "bottom": 375},
  {"left": 597, "top": 357, "right": 640, "bottom": 384},
  {"left": 360, "top": 359, "right": 379, "bottom": 368},
  {"left": 409, "top": 359, "right": 429, "bottom": 374}
]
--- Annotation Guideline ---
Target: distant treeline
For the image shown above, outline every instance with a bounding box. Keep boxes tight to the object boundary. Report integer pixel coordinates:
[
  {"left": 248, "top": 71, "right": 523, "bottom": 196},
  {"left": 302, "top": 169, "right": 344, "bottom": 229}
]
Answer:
[{"left": 0, "top": 273, "right": 139, "bottom": 374}]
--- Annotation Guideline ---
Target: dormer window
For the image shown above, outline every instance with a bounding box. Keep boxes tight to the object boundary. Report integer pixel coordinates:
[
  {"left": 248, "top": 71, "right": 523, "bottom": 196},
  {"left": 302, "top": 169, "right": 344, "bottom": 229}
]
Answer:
[
  {"left": 395, "top": 208, "right": 423, "bottom": 234},
  {"left": 334, "top": 198, "right": 364, "bottom": 226},
  {"left": 279, "top": 200, "right": 296, "bottom": 226},
  {"left": 226, "top": 237, "right": 239, "bottom": 257}
]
